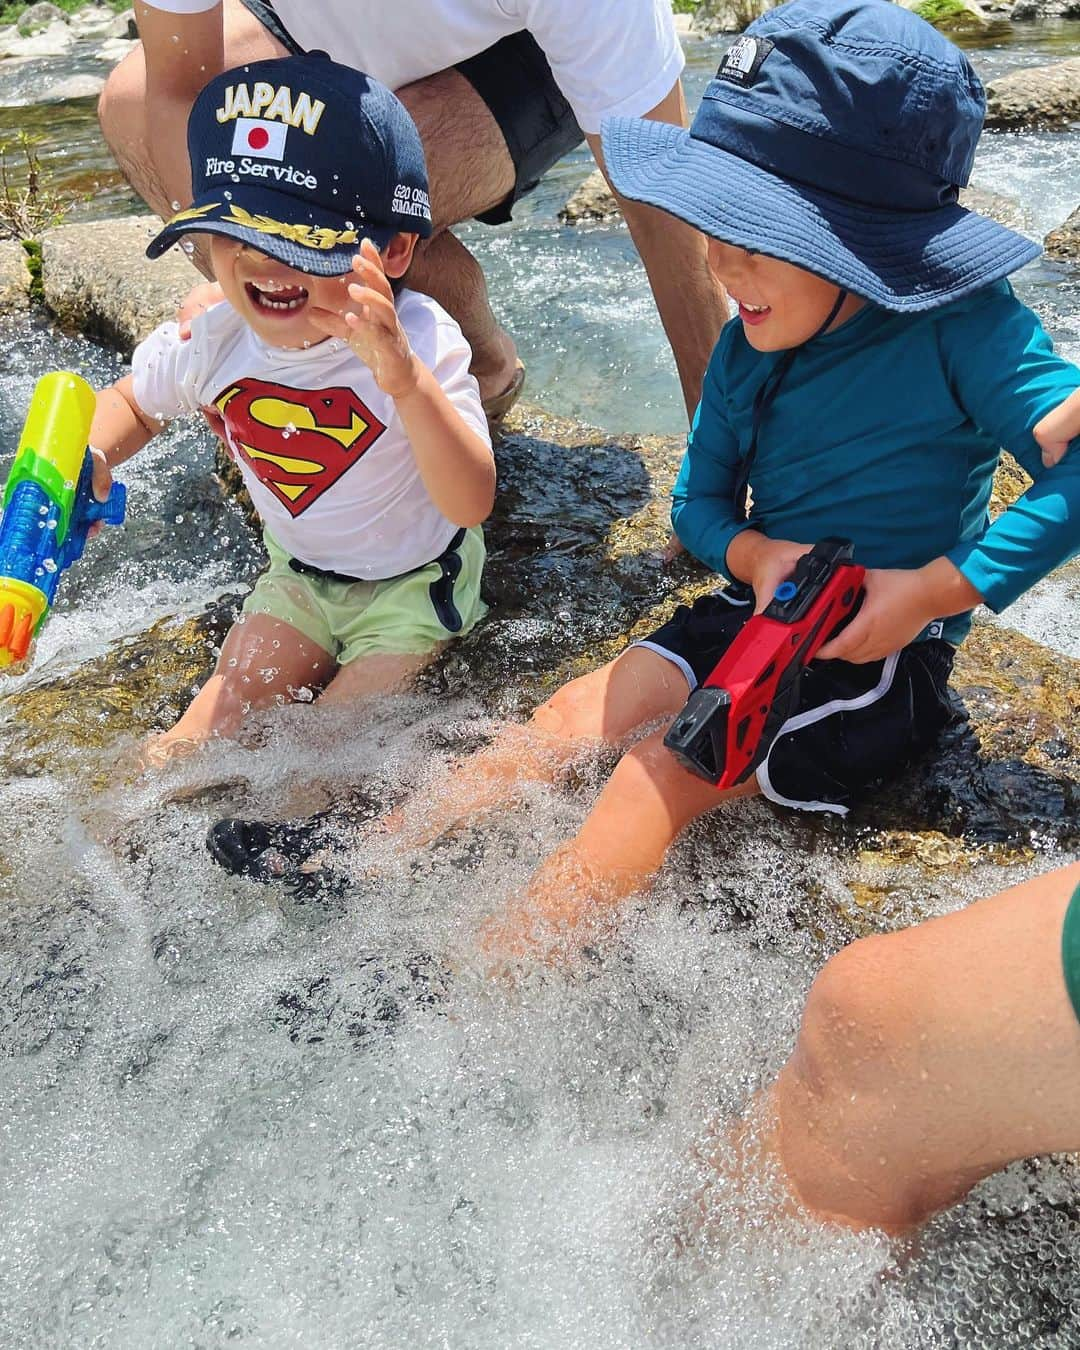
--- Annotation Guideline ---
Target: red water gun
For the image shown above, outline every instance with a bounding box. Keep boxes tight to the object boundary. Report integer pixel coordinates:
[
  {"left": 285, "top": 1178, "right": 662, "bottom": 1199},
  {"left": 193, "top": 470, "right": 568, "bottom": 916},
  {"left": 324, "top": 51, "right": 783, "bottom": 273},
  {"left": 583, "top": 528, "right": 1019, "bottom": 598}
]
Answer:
[{"left": 663, "top": 538, "right": 865, "bottom": 788}]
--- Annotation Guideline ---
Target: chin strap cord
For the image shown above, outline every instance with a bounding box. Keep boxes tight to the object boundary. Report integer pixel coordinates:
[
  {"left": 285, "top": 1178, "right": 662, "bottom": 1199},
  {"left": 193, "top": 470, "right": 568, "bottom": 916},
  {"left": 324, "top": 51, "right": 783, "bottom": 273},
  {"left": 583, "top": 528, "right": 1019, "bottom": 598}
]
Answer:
[{"left": 732, "top": 286, "right": 849, "bottom": 519}]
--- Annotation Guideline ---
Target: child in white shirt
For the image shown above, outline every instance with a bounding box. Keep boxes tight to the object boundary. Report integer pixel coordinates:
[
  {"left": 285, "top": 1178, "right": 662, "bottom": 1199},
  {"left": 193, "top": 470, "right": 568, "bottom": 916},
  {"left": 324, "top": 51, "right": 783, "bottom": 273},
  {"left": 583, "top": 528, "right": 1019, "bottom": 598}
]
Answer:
[{"left": 91, "top": 54, "right": 494, "bottom": 763}]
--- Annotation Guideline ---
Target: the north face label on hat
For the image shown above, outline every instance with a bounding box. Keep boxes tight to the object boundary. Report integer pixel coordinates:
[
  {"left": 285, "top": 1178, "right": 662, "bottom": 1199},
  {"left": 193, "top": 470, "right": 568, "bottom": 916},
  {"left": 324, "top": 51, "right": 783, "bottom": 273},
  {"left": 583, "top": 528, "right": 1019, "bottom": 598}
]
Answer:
[
  {"left": 716, "top": 35, "right": 775, "bottom": 87},
  {"left": 231, "top": 117, "right": 288, "bottom": 160}
]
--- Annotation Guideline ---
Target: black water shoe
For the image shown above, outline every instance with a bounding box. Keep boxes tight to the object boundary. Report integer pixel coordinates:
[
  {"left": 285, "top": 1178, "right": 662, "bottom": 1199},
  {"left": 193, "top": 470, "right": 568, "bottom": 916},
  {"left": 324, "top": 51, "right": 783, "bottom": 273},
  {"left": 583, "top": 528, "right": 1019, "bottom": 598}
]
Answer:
[{"left": 207, "top": 814, "right": 332, "bottom": 885}]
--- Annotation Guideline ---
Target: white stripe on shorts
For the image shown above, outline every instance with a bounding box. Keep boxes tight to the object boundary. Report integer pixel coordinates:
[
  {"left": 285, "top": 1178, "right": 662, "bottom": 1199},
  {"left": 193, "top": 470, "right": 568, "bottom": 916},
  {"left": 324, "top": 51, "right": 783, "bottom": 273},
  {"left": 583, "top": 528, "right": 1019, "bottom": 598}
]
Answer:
[
  {"left": 755, "top": 650, "right": 901, "bottom": 816},
  {"left": 631, "top": 639, "right": 698, "bottom": 693}
]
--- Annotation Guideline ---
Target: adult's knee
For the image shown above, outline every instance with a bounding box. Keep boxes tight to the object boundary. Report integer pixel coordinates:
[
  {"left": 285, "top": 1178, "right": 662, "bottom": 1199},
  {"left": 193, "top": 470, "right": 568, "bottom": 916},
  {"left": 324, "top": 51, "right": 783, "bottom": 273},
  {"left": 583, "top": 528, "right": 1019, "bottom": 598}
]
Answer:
[{"left": 98, "top": 48, "right": 146, "bottom": 150}]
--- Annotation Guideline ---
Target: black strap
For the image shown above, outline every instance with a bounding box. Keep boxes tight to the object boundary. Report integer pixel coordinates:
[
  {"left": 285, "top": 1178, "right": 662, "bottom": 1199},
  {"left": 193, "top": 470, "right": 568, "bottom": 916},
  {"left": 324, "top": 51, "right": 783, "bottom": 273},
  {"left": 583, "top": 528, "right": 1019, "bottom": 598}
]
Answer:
[
  {"left": 732, "top": 288, "right": 849, "bottom": 519},
  {"left": 287, "top": 528, "right": 467, "bottom": 586}
]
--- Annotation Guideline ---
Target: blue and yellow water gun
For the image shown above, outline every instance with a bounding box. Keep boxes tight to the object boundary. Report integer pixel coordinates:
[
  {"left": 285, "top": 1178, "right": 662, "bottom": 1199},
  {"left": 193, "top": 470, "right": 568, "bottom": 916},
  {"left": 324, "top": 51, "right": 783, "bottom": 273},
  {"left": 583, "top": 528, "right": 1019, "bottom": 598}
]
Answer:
[{"left": 0, "top": 371, "right": 126, "bottom": 667}]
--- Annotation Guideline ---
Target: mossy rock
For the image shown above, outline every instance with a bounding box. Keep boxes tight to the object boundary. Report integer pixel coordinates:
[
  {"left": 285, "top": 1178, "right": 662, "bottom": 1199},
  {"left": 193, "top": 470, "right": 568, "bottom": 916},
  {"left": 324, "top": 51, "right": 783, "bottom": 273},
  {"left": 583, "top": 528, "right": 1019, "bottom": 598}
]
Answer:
[{"left": 0, "top": 602, "right": 239, "bottom": 780}]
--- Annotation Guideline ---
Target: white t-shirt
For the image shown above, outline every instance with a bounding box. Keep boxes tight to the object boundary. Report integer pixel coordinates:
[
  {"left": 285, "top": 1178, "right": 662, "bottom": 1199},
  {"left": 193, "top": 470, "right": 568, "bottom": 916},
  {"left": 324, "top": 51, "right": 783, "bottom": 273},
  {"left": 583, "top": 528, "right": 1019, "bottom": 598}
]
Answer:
[
  {"left": 138, "top": 0, "right": 684, "bottom": 134},
  {"left": 131, "top": 290, "right": 489, "bottom": 580}
]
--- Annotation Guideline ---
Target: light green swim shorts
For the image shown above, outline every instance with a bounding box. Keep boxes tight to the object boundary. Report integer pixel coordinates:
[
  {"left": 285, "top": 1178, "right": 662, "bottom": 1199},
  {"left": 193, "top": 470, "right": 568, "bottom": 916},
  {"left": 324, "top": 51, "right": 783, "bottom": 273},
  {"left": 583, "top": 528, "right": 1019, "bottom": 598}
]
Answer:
[{"left": 242, "top": 526, "right": 487, "bottom": 665}]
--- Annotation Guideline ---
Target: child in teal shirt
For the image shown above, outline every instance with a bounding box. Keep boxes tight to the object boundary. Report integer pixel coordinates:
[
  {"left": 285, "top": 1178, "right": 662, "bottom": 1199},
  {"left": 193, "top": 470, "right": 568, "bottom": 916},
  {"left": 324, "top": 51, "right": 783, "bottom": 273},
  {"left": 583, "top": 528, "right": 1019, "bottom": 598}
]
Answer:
[{"left": 212, "top": 0, "right": 1079, "bottom": 967}]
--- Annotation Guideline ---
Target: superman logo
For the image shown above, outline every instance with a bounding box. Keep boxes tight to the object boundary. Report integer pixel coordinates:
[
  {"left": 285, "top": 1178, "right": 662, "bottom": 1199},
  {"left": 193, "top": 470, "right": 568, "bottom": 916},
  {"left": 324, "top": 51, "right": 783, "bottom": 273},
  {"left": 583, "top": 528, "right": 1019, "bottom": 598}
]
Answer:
[{"left": 214, "top": 377, "right": 385, "bottom": 517}]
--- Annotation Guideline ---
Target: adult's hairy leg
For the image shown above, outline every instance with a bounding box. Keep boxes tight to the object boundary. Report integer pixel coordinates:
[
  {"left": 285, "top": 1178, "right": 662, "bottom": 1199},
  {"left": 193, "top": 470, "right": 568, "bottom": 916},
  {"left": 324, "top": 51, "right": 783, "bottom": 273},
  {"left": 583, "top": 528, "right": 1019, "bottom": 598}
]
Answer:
[{"left": 100, "top": 0, "right": 284, "bottom": 274}]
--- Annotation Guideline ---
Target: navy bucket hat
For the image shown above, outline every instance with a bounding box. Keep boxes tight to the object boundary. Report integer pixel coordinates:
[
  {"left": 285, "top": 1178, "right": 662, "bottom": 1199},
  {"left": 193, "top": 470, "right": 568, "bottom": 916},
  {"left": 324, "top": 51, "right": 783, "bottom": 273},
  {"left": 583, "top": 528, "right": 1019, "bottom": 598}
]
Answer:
[
  {"left": 148, "top": 54, "right": 433, "bottom": 276},
  {"left": 601, "top": 0, "right": 1040, "bottom": 311}
]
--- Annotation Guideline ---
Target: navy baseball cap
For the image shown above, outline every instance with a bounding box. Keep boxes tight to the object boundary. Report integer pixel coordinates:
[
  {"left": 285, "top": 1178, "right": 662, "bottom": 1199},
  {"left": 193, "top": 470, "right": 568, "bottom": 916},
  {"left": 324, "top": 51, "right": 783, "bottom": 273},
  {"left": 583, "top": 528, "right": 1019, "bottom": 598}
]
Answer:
[
  {"left": 601, "top": 0, "right": 1040, "bottom": 311},
  {"left": 147, "top": 53, "right": 433, "bottom": 276}
]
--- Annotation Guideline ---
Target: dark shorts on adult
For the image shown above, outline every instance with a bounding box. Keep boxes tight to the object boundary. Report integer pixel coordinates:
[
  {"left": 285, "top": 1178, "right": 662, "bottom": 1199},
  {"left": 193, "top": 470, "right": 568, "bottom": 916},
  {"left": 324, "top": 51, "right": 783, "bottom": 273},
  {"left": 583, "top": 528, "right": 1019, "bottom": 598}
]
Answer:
[{"left": 239, "top": 0, "right": 584, "bottom": 223}]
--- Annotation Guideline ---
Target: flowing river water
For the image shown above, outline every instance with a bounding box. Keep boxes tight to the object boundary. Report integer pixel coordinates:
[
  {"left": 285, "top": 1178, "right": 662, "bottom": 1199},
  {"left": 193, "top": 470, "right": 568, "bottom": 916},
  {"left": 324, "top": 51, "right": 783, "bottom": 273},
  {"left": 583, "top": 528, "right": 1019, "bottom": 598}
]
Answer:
[{"left": 0, "top": 23, "right": 1077, "bottom": 1349}]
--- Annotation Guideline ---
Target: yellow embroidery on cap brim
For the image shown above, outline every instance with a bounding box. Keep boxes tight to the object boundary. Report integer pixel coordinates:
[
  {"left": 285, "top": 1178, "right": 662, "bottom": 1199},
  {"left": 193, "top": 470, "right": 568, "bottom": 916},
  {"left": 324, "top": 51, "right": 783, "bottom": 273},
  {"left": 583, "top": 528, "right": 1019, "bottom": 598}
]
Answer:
[
  {"left": 167, "top": 202, "right": 221, "bottom": 225},
  {"left": 221, "top": 203, "right": 358, "bottom": 252}
]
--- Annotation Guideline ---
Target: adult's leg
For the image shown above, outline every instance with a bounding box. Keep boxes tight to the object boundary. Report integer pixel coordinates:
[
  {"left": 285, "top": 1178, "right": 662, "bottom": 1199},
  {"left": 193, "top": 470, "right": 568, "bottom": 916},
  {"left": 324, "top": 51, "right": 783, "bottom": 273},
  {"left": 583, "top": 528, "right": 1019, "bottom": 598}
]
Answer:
[
  {"left": 98, "top": 0, "right": 287, "bottom": 226},
  {"left": 406, "top": 232, "right": 519, "bottom": 405},
  {"left": 145, "top": 611, "right": 335, "bottom": 765},
  {"left": 769, "top": 863, "right": 1080, "bottom": 1233}
]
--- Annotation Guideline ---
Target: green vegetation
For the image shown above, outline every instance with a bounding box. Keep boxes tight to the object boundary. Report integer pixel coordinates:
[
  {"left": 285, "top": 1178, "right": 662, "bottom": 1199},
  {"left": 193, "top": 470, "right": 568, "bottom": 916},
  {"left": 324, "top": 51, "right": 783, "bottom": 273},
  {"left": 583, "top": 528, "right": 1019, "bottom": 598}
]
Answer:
[
  {"left": 22, "top": 239, "right": 42, "bottom": 302},
  {"left": 671, "top": 0, "right": 698, "bottom": 11},
  {"left": 914, "top": 0, "right": 969, "bottom": 25},
  {"left": 0, "top": 0, "right": 129, "bottom": 25},
  {"left": 0, "top": 134, "right": 81, "bottom": 242}
]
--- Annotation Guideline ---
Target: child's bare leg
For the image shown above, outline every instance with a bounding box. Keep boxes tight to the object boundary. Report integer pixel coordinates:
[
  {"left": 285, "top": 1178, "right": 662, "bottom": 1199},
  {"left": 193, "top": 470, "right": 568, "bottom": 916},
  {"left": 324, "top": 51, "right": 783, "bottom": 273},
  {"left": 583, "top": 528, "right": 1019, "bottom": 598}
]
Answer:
[
  {"left": 485, "top": 729, "right": 759, "bottom": 957},
  {"left": 392, "top": 646, "right": 694, "bottom": 844},
  {"left": 761, "top": 863, "right": 1080, "bottom": 1234},
  {"left": 317, "top": 648, "right": 440, "bottom": 706},
  {"left": 145, "top": 613, "right": 335, "bottom": 764}
]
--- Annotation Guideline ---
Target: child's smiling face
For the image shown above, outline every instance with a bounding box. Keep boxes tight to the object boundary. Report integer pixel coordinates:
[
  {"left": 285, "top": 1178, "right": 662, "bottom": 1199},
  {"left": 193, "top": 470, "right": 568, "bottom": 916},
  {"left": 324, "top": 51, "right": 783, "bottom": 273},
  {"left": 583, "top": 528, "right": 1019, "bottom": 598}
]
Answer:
[
  {"left": 207, "top": 233, "right": 416, "bottom": 350},
  {"left": 706, "top": 239, "right": 866, "bottom": 351}
]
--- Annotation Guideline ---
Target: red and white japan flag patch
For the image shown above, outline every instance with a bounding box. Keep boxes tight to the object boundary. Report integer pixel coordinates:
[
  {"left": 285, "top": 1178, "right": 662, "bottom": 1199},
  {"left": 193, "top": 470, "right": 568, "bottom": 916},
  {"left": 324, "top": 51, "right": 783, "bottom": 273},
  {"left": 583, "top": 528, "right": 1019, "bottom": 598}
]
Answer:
[{"left": 231, "top": 118, "right": 288, "bottom": 160}]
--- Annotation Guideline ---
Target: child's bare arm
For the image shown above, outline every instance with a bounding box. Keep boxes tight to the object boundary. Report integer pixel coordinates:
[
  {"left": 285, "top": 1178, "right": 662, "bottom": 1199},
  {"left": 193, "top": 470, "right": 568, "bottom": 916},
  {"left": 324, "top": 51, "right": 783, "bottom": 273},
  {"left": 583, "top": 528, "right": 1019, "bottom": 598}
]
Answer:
[
  {"left": 91, "top": 376, "right": 164, "bottom": 469},
  {"left": 1034, "top": 388, "right": 1080, "bottom": 468},
  {"left": 308, "top": 241, "right": 495, "bottom": 527}
]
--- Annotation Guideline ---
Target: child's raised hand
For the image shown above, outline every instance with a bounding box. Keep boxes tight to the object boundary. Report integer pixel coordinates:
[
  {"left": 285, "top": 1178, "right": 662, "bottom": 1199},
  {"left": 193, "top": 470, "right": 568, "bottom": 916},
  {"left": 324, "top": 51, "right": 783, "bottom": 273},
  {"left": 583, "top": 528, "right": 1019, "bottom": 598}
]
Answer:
[
  {"left": 308, "top": 240, "right": 419, "bottom": 400},
  {"left": 1034, "top": 388, "right": 1080, "bottom": 468}
]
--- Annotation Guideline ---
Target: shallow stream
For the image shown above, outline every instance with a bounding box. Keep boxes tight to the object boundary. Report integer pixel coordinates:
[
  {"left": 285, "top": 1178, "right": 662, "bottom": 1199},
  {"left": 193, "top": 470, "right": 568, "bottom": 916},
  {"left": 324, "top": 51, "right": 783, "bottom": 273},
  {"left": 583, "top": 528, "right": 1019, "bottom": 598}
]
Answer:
[{"left": 0, "top": 22, "right": 1078, "bottom": 1350}]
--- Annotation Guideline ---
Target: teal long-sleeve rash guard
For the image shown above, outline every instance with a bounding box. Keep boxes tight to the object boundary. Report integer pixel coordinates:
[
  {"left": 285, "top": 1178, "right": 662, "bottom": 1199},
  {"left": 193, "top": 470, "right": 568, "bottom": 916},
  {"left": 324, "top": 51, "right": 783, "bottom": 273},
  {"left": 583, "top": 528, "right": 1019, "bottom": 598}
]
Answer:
[{"left": 671, "top": 279, "right": 1080, "bottom": 646}]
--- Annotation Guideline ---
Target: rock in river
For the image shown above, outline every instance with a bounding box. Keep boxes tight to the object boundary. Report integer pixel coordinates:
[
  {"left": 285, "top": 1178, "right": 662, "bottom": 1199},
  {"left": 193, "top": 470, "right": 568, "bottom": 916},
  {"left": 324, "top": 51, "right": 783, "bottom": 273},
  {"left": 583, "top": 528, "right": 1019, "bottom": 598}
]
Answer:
[
  {"left": 40, "top": 216, "right": 200, "bottom": 353},
  {"left": 985, "top": 56, "right": 1080, "bottom": 127},
  {"left": 1045, "top": 204, "right": 1080, "bottom": 262}
]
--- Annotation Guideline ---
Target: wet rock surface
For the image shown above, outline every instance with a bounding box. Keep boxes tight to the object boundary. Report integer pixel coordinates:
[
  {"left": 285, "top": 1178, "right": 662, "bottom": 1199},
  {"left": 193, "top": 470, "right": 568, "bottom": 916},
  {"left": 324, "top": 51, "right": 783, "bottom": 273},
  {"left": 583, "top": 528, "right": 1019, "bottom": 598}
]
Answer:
[
  {"left": 40, "top": 216, "right": 198, "bottom": 353},
  {"left": 0, "top": 240, "right": 31, "bottom": 310},
  {"left": 1011, "top": 0, "right": 1080, "bottom": 16},
  {"left": 0, "top": 17, "right": 73, "bottom": 58},
  {"left": 18, "top": 2, "right": 65, "bottom": 28},
  {"left": 558, "top": 169, "right": 621, "bottom": 225},
  {"left": 985, "top": 55, "right": 1080, "bottom": 126},
  {"left": 1045, "top": 203, "right": 1080, "bottom": 259}
]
